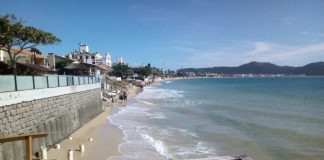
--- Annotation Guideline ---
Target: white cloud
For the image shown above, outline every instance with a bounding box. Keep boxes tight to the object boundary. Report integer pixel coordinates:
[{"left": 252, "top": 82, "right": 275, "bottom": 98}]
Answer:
[
  {"left": 275, "top": 42, "right": 324, "bottom": 59},
  {"left": 183, "top": 41, "right": 324, "bottom": 67},
  {"left": 252, "top": 42, "right": 272, "bottom": 53},
  {"left": 246, "top": 42, "right": 324, "bottom": 59}
]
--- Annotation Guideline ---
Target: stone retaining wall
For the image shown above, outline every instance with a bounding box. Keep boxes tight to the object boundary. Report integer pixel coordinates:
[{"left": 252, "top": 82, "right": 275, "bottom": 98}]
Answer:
[{"left": 0, "top": 88, "right": 105, "bottom": 160}]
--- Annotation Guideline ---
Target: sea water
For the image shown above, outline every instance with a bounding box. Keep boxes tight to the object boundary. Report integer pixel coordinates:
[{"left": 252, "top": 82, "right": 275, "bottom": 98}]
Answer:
[{"left": 108, "top": 77, "right": 324, "bottom": 160}]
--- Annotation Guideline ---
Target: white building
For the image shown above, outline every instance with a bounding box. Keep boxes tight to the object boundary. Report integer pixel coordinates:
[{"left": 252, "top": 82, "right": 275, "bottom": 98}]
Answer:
[
  {"left": 79, "top": 43, "right": 89, "bottom": 52},
  {"left": 67, "top": 43, "right": 111, "bottom": 67},
  {"left": 116, "top": 56, "right": 124, "bottom": 64},
  {"left": 105, "top": 52, "right": 112, "bottom": 67}
]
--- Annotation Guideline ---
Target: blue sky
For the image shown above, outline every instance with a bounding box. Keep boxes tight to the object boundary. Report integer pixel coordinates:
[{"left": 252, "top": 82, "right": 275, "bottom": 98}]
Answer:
[{"left": 1, "top": 0, "right": 324, "bottom": 70}]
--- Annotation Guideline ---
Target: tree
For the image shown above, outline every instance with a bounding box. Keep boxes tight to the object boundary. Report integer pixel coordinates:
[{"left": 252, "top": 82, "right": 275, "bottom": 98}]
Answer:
[
  {"left": 0, "top": 14, "right": 61, "bottom": 75},
  {"left": 137, "top": 66, "right": 152, "bottom": 77},
  {"left": 55, "top": 60, "right": 69, "bottom": 75},
  {"left": 110, "top": 63, "right": 129, "bottom": 78},
  {"left": 30, "top": 47, "right": 42, "bottom": 55}
]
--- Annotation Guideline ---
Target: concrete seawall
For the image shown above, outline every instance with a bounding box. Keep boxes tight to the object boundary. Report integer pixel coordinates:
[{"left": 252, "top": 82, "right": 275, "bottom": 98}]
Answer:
[{"left": 0, "top": 86, "right": 106, "bottom": 160}]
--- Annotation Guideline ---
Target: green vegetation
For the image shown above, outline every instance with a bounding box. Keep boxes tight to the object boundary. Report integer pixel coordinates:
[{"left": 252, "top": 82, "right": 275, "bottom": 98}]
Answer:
[
  {"left": 110, "top": 63, "right": 130, "bottom": 78},
  {"left": 55, "top": 60, "right": 69, "bottom": 75},
  {"left": 134, "top": 66, "right": 152, "bottom": 77},
  {"left": 109, "top": 63, "right": 166, "bottom": 79},
  {"left": 0, "top": 14, "right": 61, "bottom": 75},
  {"left": 30, "top": 47, "right": 42, "bottom": 55}
]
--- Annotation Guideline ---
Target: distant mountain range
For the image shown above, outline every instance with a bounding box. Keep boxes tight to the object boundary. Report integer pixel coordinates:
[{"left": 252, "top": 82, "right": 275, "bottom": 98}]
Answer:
[{"left": 178, "top": 62, "right": 324, "bottom": 75}]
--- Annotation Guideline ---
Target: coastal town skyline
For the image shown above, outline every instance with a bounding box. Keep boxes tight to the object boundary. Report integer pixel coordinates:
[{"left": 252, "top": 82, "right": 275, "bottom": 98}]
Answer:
[{"left": 1, "top": 0, "right": 323, "bottom": 70}]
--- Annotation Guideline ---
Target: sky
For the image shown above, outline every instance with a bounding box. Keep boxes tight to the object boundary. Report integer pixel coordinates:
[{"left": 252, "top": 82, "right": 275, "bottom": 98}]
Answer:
[{"left": 1, "top": 0, "right": 324, "bottom": 70}]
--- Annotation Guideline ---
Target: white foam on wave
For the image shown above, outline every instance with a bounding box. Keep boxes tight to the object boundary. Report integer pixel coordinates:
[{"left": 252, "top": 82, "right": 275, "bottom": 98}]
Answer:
[
  {"left": 173, "top": 141, "right": 217, "bottom": 158},
  {"left": 165, "top": 81, "right": 172, "bottom": 84},
  {"left": 108, "top": 101, "right": 172, "bottom": 159},
  {"left": 139, "top": 132, "right": 173, "bottom": 159},
  {"left": 107, "top": 84, "right": 217, "bottom": 160},
  {"left": 138, "top": 100, "right": 156, "bottom": 106},
  {"left": 170, "top": 128, "right": 199, "bottom": 138},
  {"left": 135, "top": 85, "right": 184, "bottom": 100},
  {"left": 150, "top": 113, "right": 166, "bottom": 119}
]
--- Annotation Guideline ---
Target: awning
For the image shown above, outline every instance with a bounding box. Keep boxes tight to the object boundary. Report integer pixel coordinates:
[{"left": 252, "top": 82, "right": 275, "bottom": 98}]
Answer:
[{"left": 64, "top": 63, "right": 89, "bottom": 70}]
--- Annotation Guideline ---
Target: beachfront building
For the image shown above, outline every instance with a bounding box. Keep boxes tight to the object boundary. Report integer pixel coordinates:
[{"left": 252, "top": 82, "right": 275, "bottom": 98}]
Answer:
[
  {"left": 67, "top": 43, "right": 111, "bottom": 67},
  {"left": 0, "top": 48, "right": 56, "bottom": 74},
  {"left": 46, "top": 43, "right": 112, "bottom": 75},
  {"left": 106, "top": 52, "right": 112, "bottom": 67},
  {"left": 116, "top": 56, "right": 124, "bottom": 64},
  {"left": 47, "top": 53, "right": 108, "bottom": 75},
  {"left": 0, "top": 48, "right": 47, "bottom": 67}
]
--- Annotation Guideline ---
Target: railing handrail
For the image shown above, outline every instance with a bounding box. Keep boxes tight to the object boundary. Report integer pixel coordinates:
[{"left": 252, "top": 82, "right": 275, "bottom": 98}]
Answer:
[{"left": 0, "top": 75, "right": 101, "bottom": 93}]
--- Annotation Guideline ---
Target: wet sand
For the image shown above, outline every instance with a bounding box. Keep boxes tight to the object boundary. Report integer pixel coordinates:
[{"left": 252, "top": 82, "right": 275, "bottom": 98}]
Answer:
[{"left": 47, "top": 86, "right": 143, "bottom": 160}]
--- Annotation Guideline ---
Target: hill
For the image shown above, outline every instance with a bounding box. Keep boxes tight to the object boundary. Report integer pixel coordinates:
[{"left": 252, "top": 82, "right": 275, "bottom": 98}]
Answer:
[{"left": 178, "top": 61, "right": 324, "bottom": 76}]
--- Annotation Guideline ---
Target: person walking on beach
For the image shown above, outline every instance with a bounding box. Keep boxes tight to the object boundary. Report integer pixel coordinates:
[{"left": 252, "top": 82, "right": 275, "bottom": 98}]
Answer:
[{"left": 123, "top": 91, "right": 128, "bottom": 102}]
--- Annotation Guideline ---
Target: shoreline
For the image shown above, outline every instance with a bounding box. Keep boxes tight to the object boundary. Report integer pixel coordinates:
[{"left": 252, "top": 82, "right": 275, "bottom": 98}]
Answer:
[{"left": 47, "top": 85, "right": 143, "bottom": 160}]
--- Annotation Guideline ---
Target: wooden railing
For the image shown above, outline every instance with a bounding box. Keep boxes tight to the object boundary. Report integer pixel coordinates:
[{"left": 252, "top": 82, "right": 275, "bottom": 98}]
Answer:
[{"left": 0, "top": 133, "right": 49, "bottom": 160}]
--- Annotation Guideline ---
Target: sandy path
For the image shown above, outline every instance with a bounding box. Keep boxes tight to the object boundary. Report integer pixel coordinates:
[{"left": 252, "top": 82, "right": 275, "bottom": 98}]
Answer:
[{"left": 47, "top": 86, "right": 142, "bottom": 160}]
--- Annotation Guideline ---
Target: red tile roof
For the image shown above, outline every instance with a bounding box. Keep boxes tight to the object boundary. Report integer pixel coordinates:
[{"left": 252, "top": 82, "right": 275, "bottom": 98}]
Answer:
[{"left": 1, "top": 47, "right": 47, "bottom": 59}]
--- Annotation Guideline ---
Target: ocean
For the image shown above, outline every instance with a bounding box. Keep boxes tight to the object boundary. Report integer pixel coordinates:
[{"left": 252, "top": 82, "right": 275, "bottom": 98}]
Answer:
[{"left": 108, "top": 77, "right": 324, "bottom": 160}]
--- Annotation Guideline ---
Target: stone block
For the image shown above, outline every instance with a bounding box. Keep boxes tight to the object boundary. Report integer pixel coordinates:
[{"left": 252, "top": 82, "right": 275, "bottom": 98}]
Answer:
[
  {"left": 0, "top": 112, "right": 4, "bottom": 119},
  {"left": 7, "top": 128, "right": 12, "bottom": 135},
  {"left": 5, "top": 123, "right": 10, "bottom": 129},
  {"left": 0, "top": 125, "right": 4, "bottom": 132},
  {"left": 20, "top": 108, "right": 25, "bottom": 114},
  {"left": 12, "top": 127, "right": 18, "bottom": 133},
  {"left": 2, "top": 118, "right": 7, "bottom": 124},
  {"left": 10, "top": 110, "right": 17, "bottom": 116},
  {"left": 11, "top": 104, "right": 17, "bottom": 109},
  {"left": 3, "top": 130, "right": 8, "bottom": 136},
  {"left": 17, "top": 125, "right": 22, "bottom": 131},
  {"left": 5, "top": 111, "right": 10, "bottom": 117},
  {"left": 8, "top": 117, "right": 13, "bottom": 122},
  {"left": 4, "top": 105, "right": 10, "bottom": 111}
]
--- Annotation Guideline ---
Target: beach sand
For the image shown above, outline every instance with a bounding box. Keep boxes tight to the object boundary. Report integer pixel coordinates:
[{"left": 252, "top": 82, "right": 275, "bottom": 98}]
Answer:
[{"left": 47, "top": 86, "right": 143, "bottom": 160}]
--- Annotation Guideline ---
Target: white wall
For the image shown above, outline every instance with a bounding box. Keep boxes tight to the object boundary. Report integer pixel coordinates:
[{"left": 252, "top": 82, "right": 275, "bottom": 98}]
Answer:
[
  {"left": 80, "top": 45, "right": 89, "bottom": 52},
  {"left": 0, "top": 50, "right": 3, "bottom": 61},
  {"left": 0, "top": 83, "right": 100, "bottom": 106}
]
